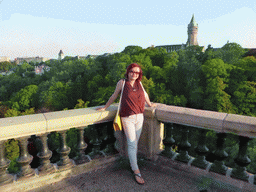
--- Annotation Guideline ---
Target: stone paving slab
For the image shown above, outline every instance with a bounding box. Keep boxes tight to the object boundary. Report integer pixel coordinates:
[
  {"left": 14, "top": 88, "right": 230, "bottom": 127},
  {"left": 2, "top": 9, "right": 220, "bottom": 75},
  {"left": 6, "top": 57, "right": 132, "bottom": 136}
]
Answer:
[
  {"left": 29, "top": 155, "right": 255, "bottom": 192},
  {"left": 29, "top": 158, "right": 198, "bottom": 192}
]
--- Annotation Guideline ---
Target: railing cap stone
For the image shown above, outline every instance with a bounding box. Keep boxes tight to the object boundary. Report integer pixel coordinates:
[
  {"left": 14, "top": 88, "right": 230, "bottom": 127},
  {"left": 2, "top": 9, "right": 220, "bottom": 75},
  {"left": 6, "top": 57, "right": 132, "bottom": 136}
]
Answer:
[
  {"left": 223, "top": 113, "right": 256, "bottom": 138},
  {"left": 0, "top": 113, "right": 46, "bottom": 141}
]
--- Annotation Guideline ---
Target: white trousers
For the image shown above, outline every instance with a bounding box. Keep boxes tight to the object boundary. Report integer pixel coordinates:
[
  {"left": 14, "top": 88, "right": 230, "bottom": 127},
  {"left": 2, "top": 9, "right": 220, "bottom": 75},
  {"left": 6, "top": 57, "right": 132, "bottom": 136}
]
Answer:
[{"left": 121, "top": 113, "right": 144, "bottom": 171}]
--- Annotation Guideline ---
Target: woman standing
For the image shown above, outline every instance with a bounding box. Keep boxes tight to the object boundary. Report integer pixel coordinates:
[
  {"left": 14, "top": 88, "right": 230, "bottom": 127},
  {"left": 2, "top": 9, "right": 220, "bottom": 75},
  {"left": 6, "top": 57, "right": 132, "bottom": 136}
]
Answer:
[{"left": 97, "top": 63, "right": 156, "bottom": 185}]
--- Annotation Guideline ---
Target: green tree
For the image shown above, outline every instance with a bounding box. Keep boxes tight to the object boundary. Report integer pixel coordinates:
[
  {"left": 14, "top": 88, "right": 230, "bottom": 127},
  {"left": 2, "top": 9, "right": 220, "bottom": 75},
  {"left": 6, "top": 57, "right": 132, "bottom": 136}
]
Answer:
[
  {"left": 74, "top": 99, "right": 90, "bottom": 109},
  {"left": 200, "top": 44, "right": 220, "bottom": 64},
  {"left": 9, "top": 85, "right": 39, "bottom": 111},
  {"left": 203, "top": 76, "right": 236, "bottom": 113},
  {"left": 131, "top": 53, "right": 153, "bottom": 78},
  {"left": 236, "top": 56, "right": 256, "bottom": 82},
  {"left": 162, "top": 51, "right": 179, "bottom": 79},
  {"left": 4, "top": 139, "right": 20, "bottom": 173},
  {"left": 91, "top": 86, "right": 116, "bottom": 106},
  {"left": 41, "top": 81, "right": 71, "bottom": 111},
  {"left": 0, "top": 61, "right": 15, "bottom": 71},
  {"left": 176, "top": 47, "right": 203, "bottom": 108},
  {"left": 4, "top": 108, "right": 21, "bottom": 117},
  {"left": 232, "top": 81, "right": 256, "bottom": 116},
  {"left": 201, "top": 58, "right": 231, "bottom": 81},
  {"left": 0, "top": 73, "right": 30, "bottom": 101},
  {"left": 218, "top": 42, "right": 245, "bottom": 65},
  {"left": 138, "top": 47, "right": 167, "bottom": 68},
  {"left": 122, "top": 45, "right": 143, "bottom": 55}
]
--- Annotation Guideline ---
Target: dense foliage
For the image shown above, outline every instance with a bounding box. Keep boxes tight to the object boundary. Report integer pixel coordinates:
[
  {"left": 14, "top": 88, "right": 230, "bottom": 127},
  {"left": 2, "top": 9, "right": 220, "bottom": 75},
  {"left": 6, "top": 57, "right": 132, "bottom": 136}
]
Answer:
[{"left": 1, "top": 42, "right": 256, "bottom": 174}]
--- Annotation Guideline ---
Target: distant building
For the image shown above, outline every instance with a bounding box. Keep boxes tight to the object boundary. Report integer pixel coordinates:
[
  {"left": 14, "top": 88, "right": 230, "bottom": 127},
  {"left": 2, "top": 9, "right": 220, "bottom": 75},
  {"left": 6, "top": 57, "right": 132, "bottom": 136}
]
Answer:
[
  {"left": 186, "top": 14, "right": 199, "bottom": 46},
  {"left": 56, "top": 50, "right": 108, "bottom": 61},
  {"left": 86, "top": 55, "right": 99, "bottom": 59},
  {"left": 58, "top": 50, "right": 64, "bottom": 60},
  {"left": 244, "top": 48, "right": 256, "bottom": 58},
  {"left": 34, "top": 64, "right": 50, "bottom": 75},
  {"left": 15, "top": 56, "right": 50, "bottom": 65},
  {"left": 156, "top": 14, "right": 204, "bottom": 52},
  {"left": 75, "top": 55, "right": 87, "bottom": 60},
  {"left": 0, "top": 56, "right": 10, "bottom": 62}
]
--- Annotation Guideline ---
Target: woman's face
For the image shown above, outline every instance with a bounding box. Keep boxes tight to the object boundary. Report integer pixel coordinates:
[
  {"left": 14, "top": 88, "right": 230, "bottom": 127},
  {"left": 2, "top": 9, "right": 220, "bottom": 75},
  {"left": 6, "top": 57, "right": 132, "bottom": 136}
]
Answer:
[{"left": 128, "top": 67, "right": 140, "bottom": 81}]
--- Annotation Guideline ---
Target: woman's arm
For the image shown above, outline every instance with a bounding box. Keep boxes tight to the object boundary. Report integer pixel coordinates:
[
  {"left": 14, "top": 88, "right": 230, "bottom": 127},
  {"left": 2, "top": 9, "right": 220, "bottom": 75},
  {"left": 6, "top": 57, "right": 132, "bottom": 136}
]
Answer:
[
  {"left": 144, "top": 91, "right": 152, "bottom": 107},
  {"left": 140, "top": 82, "right": 157, "bottom": 108},
  {"left": 96, "top": 79, "right": 124, "bottom": 111}
]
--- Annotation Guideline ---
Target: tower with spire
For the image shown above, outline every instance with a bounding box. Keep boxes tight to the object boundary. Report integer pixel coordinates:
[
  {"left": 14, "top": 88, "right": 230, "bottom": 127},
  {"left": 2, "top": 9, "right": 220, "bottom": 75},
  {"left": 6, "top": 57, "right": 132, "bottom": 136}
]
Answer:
[
  {"left": 186, "top": 14, "right": 199, "bottom": 46},
  {"left": 155, "top": 14, "right": 204, "bottom": 52},
  {"left": 58, "top": 50, "right": 64, "bottom": 60}
]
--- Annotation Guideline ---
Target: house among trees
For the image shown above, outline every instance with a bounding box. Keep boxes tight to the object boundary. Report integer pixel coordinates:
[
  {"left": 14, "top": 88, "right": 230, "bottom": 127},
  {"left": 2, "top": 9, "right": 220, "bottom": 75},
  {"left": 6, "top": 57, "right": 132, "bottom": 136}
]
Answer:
[
  {"left": 34, "top": 64, "right": 50, "bottom": 75},
  {"left": 244, "top": 48, "right": 256, "bottom": 58}
]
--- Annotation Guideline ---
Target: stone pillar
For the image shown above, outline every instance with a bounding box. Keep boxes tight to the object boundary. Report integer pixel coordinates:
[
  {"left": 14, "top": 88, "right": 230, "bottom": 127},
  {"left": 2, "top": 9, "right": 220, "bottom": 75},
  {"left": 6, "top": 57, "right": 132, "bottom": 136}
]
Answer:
[
  {"left": 17, "top": 137, "right": 35, "bottom": 177},
  {"left": 176, "top": 126, "right": 192, "bottom": 163},
  {"left": 210, "top": 133, "right": 228, "bottom": 175},
  {"left": 103, "top": 122, "right": 117, "bottom": 155},
  {"left": 161, "top": 123, "right": 176, "bottom": 158},
  {"left": 57, "top": 130, "right": 73, "bottom": 170},
  {"left": 0, "top": 140, "right": 13, "bottom": 185},
  {"left": 37, "top": 133, "right": 55, "bottom": 174},
  {"left": 139, "top": 106, "right": 164, "bottom": 160},
  {"left": 231, "top": 136, "right": 251, "bottom": 181},
  {"left": 75, "top": 127, "right": 89, "bottom": 164},
  {"left": 88, "top": 124, "right": 103, "bottom": 159},
  {"left": 191, "top": 129, "right": 210, "bottom": 169}
]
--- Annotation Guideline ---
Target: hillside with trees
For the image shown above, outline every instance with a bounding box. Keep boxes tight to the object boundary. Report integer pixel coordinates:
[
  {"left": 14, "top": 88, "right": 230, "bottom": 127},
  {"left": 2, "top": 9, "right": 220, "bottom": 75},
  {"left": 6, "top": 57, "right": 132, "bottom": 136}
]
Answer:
[{"left": 0, "top": 42, "right": 255, "bottom": 174}]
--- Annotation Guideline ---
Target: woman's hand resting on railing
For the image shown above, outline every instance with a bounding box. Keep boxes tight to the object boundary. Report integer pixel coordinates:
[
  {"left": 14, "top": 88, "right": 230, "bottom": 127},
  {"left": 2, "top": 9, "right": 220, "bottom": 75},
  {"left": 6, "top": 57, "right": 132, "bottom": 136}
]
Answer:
[
  {"left": 146, "top": 103, "right": 157, "bottom": 108},
  {"left": 151, "top": 103, "right": 157, "bottom": 108}
]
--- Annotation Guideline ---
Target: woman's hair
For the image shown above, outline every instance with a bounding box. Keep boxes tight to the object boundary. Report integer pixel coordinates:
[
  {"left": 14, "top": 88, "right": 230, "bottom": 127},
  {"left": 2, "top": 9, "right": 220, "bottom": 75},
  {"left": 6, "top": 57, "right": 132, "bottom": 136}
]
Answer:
[{"left": 125, "top": 63, "right": 143, "bottom": 82}]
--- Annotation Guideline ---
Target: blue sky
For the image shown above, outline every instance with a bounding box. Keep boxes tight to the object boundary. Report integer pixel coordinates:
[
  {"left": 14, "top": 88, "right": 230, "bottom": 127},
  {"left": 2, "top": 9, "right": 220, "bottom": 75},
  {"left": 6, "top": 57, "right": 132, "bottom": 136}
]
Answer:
[{"left": 0, "top": 0, "right": 255, "bottom": 59}]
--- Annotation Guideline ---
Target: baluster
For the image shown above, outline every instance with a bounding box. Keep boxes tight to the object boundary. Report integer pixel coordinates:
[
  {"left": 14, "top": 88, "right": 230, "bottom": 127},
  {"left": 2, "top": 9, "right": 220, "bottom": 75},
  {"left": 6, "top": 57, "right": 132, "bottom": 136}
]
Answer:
[
  {"left": 102, "top": 122, "right": 116, "bottom": 155},
  {"left": 17, "top": 136, "right": 35, "bottom": 177},
  {"left": 176, "top": 126, "right": 192, "bottom": 163},
  {"left": 89, "top": 125, "right": 102, "bottom": 159},
  {"left": 57, "top": 130, "right": 73, "bottom": 170},
  {"left": 37, "top": 133, "right": 55, "bottom": 174},
  {"left": 161, "top": 123, "right": 176, "bottom": 158},
  {"left": 192, "top": 129, "right": 210, "bottom": 169},
  {"left": 0, "top": 140, "right": 13, "bottom": 184},
  {"left": 231, "top": 136, "right": 251, "bottom": 181},
  {"left": 74, "top": 127, "right": 89, "bottom": 164},
  {"left": 210, "top": 133, "right": 228, "bottom": 175}
]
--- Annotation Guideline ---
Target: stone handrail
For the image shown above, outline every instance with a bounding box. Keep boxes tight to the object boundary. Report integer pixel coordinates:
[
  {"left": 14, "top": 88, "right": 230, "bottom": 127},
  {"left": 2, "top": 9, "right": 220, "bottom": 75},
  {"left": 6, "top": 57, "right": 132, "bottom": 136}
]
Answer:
[
  {"left": 1, "top": 103, "right": 255, "bottom": 141},
  {"left": 155, "top": 104, "right": 256, "bottom": 138},
  {"left": 0, "top": 104, "right": 119, "bottom": 141}
]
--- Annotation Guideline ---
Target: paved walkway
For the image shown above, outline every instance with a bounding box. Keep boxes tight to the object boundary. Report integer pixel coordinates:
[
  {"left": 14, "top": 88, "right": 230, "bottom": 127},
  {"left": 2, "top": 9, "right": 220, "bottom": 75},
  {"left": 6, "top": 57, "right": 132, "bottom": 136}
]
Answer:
[{"left": 30, "top": 156, "right": 255, "bottom": 192}]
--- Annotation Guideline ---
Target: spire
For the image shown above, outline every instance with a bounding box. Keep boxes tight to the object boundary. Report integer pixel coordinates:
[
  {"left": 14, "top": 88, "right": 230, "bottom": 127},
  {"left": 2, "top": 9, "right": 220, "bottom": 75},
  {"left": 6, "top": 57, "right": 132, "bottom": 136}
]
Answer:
[{"left": 189, "top": 14, "right": 198, "bottom": 27}]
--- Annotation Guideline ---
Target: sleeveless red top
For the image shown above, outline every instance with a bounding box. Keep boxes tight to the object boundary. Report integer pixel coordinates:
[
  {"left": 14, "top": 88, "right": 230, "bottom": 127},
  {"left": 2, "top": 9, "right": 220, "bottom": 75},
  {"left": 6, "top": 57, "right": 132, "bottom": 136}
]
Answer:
[{"left": 120, "top": 79, "right": 145, "bottom": 117}]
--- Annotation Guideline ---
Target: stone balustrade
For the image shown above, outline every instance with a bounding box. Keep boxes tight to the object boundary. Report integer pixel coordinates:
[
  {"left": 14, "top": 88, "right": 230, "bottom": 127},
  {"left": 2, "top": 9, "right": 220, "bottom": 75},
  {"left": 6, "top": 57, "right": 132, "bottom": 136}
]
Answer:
[
  {"left": 0, "top": 104, "right": 119, "bottom": 190},
  {"left": 0, "top": 103, "right": 256, "bottom": 191},
  {"left": 155, "top": 104, "right": 256, "bottom": 185}
]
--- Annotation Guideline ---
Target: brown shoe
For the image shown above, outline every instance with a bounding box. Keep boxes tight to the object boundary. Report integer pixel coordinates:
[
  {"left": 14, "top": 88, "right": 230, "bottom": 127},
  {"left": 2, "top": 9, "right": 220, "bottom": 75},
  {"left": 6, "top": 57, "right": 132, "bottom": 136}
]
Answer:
[{"left": 134, "top": 173, "right": 145, "bottom": 185}]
